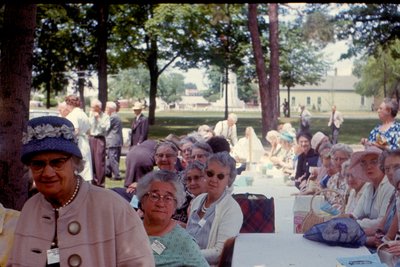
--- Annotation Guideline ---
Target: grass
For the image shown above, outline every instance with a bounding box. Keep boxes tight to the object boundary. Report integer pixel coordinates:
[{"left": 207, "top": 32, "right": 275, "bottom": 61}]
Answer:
[
  {"left": 106, "top": 109, "right": 381, "bottom": 188},
  {"left": 117, "top": 109, "right": 380, "bottom": 145}
]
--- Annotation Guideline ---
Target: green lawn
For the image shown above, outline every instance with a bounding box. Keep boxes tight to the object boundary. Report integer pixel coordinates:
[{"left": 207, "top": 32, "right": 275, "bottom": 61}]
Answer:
[
  {"left": 105, "top": 109, "right": 381, "bottom": 188},
  {"left": 118, "top": 109, "right": 380, "bottom": 145}
]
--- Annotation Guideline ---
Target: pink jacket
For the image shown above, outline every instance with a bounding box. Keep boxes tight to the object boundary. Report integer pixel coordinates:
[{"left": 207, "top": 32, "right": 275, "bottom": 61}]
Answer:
[{"left": 7, "top": 180, "right": 154, "bottom": 267}]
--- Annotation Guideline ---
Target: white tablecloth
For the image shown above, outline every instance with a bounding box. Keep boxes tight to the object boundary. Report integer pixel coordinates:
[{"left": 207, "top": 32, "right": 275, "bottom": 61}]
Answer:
[
  {"left": 232, "top": 173, "right": 371, "bottom": 267},
  {"left": 232, "top": 233, "right": 371, "bottom": 267}
]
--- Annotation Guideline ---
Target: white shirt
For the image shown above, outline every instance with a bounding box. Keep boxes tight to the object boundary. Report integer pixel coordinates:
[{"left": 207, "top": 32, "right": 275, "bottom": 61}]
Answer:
[{"left": 352, "top": 176, "right": 395, "bottom": 229}]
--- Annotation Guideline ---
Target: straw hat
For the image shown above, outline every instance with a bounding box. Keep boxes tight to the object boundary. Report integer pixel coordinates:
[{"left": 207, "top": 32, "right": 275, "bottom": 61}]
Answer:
[{"left": 132, "top": 102, "right": 143, "bottom": 110}]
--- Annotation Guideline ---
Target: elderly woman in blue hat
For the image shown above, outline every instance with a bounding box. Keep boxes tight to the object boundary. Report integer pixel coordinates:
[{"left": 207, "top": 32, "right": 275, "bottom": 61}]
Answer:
[
  {"left": 270, "top": 131, "right": 296, "bottom": 176},
  {"left": 7, "top": 116, "right": 155, "bottom": 267}
]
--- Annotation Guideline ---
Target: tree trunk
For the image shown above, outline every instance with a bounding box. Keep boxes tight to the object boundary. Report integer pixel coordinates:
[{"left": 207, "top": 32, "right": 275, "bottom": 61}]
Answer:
[
  {"left": 287, "top": 86, "right": 291, "bottom": 118},
  {"left": 0, "top": 4, "right": 36, "bottom": 210},
  {"left": 248, "top": 3, "right": 271, "bottom": 138},
  {"left": 147, "top": 37, "right": 159, "bottom": 125},
  {"left": 96, "top": 3, "right": 108, "bottom": 110},
  {"left": 77, "top": 71, "right": 86, "bottom": 111},
  {"left": 268, "top": 3, "right": 279, "bottom": 126}
]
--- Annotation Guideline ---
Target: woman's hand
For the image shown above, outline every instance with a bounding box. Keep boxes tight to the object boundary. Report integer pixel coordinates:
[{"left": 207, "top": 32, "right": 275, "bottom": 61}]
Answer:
[
  {"left": 386, "top": 241, "right": 400, "bottom": 256},
  {"left": 126, "top": 182, "right": 137, "bottom": 194}
]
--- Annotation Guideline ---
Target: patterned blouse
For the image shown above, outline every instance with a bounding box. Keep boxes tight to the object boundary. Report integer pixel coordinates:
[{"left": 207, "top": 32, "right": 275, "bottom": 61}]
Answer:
[
  {"left": 149, "top": 224, "right": 208, "bottom": 267},
  {"left": 368, "top": 121, "right": 400, "bottom": 150}
]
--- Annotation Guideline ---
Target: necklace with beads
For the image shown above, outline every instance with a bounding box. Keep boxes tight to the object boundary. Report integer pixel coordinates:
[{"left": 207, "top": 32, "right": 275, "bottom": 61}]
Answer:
[{"left": 55, "top": 178, "right": 80, "bottom": 211}]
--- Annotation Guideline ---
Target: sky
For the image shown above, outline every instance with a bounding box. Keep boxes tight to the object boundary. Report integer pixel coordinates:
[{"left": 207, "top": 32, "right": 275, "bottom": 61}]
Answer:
[
  {"left": 181, "top": 41, "right": 354, "bottom": 91},
  {"left": 180, "top": 3, "right": 354, "bottom": 91}
]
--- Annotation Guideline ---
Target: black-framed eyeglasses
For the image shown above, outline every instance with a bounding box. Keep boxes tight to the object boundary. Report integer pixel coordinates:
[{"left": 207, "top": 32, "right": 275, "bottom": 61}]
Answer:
[
  {"left": 206, "top": 170, "right": 229, "bottom": 180},
  {"left": 145, "top": 192, "right": 177, "bottom": 204},
  {"left": 29, "top": 156, "right": 71, "bottom": 172}
]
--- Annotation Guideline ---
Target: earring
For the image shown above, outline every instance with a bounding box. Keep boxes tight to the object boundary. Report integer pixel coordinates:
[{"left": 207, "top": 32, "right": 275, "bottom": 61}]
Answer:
[{"left": 74, "top": 170, "right": 79, "bottom": 176}]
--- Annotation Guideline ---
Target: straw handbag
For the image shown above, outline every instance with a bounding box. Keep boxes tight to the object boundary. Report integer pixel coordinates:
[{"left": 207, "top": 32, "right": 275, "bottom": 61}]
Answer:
[
  {"left": 377, "top": 242, "right": 398, "bottom": 267},
  {"left": 301, "top": 189, "right": 345, "bottom": 233}
]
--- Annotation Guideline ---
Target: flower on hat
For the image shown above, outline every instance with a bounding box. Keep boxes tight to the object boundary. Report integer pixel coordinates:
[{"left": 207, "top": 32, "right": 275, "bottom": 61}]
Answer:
[{"left": 22, "top": 124, "right": 78, "bottom": 145}]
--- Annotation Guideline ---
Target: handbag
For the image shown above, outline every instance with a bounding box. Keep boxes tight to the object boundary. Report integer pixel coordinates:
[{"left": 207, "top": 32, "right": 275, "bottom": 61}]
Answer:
[
  {"left": 303, "top": 217, "right": 366, "bottom": 248},
  {"left": 232, "top": 193, "right": 275, "bottom": 233},
  {"left": 301, "top": 189, "right": 345, "bottom": 233},
  {"left": 377, "top": 242, "right": 399, "bottom": 267}
]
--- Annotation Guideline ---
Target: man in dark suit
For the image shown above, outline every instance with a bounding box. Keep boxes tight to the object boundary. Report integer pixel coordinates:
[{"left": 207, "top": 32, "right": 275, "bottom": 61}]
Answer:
[
  {"left": 130, "top": 101, "right": 149, "bottom": 147},
  {"left": 105, "top": 101, "right": 123, "bottom": 180}
]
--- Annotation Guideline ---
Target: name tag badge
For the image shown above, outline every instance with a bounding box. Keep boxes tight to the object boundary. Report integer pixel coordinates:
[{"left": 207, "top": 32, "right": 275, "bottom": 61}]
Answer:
[
  {"left": 151, "top": 240, "right": 166, "bottom": 255},
  {"left": 198, "top": 218, "right": 206, "bottom": 227},
  {"left": 47, "top": 248, "right": 60, "bottom": 264}
]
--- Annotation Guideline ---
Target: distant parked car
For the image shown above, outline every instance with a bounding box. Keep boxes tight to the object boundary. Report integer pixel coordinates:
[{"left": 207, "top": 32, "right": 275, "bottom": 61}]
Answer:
[{"left": 29, "top": 109, "right": 59, "bottom": 119}]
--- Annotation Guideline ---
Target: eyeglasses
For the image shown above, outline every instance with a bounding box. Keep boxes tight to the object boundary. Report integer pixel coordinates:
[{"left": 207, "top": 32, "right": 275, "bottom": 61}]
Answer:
[
  {"left": 191, "top": 154, "right": 207, "bottom": 160},
  {"left": 145, "top": 192, "right": 177, "bottom": 204},
  {"left": 155, "top": 153, "right": 176, "bottom": 159},
  {"left": 206, "top": 170, "right": 229, "bottom": 180},
  {"left": 185, "top": 175, "right": 204, "bottom": 184},
  {"left": 332, "top": 156, "right": 348, "bottom": 162},
  {"left": 29, "top": 156, "right": 71, "bottom": 172},
  {"left": 360, "top": 159, "right": 379, "bottom": 168}
]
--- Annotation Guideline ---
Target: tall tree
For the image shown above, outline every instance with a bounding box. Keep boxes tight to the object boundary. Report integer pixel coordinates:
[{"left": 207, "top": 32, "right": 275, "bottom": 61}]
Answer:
[
  {"left": 109, "top": 4, "right": 207, "bottom": 124},
  {"left": 248, "top": 3, "right": 278, "bottom": 137},
  {"left": 0, "top": 4, "right": 36, "bottom": 210},
  {"left": 269, "top": 4, "right": 279, "bottom": 123},
  {"left": 95, "top": 3, "right": 108, "bottom": 109}
]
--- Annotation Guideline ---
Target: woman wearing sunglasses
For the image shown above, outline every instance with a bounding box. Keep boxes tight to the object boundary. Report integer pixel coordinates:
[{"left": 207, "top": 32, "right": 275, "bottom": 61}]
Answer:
[
  {"left": 186, "top": 151, "right": 243, "bottom": 266},
  {"left": 8, "top": 116, "right": 154, "bottom": 266},
  {"left": 136, "top": 170, "right": 208, "bottom": 266}
]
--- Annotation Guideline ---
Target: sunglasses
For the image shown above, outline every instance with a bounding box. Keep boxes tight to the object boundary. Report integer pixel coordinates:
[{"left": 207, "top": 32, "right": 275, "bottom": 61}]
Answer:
[
  {"left": 206, "top": 170, "right": 229, "bottom": 180},
  {"left": 29, "top": 156, "right": 71, "bottom": 172}
]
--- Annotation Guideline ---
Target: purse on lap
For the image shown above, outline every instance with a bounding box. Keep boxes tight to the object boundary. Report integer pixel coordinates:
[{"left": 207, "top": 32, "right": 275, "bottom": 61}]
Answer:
[{"left": 232, "top": 193, "right": 275, "bottom": 233}]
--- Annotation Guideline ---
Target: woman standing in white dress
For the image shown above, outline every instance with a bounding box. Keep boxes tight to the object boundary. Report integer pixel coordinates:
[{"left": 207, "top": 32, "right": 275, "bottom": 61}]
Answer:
[{"left": 65, "top": 95, "right": 93, "bottom": 181}]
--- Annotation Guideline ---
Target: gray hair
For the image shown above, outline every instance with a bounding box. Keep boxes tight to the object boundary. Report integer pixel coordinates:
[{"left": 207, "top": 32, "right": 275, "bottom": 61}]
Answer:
[
  {"left": 155, "top": 141, "right": 179, "bottom": 156},
  {"left": 179, "top": 136, "right": 197, "bottom": 147},
  {"left": 136, "top": 170, "right": 186, "bottom": 209},
  {"left": 91, "top": 99, "right": 102, "bottom": 109},
  {"left": 192, "top": 141, "right": 213, "bottom": 154},
  {"left": 106, "top": 101, "right": 117, "bottom": 110},
  {"left": 206, "top": 151, "right": 237, "bottom": 187},
  {"left": 185, "top": 161, "right": 205, "bottom": 177},
  {"left": 331, "top": 143, "right": 353, "bottom": 158},
  {"left": 341, "top": 159, "right": 351, "bottom": 177},
  {"left": 379, "top": 149, "right": 400, "bottom": 173},
  {"left": 383, "top": 98, "right": 399, "bottom": 118},
  {"left": 228, "top": 113, "right": 238, "bottom": 123}
]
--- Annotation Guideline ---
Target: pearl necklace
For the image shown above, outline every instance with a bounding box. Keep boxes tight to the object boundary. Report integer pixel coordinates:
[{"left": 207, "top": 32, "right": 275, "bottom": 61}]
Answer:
[{"left": 55, "top": 178, "right": 80, "bottom": 211}]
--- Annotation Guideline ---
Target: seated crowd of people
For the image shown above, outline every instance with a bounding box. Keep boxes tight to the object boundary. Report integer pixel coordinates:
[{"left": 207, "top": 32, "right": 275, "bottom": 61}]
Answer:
[{"left": 4, "top": 97, "right": 400, "bottom": 266}]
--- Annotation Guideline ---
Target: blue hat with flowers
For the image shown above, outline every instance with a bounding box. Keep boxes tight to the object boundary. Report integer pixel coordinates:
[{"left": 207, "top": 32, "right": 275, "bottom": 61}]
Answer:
[
  {"left": 280, "top": 131, "right": 294, "bottom": 143},
  {"left": 21, "top": 116, "right": 82, "bottom": 164}
]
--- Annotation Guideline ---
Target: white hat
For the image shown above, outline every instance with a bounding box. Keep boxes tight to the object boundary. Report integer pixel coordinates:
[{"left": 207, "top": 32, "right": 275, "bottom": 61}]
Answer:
[
  {"left": 132, "top": 102, "right": 143, "bottom": 110},
  {"left": 311, "top": 131, "right": 327, "bottom": 150}
]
